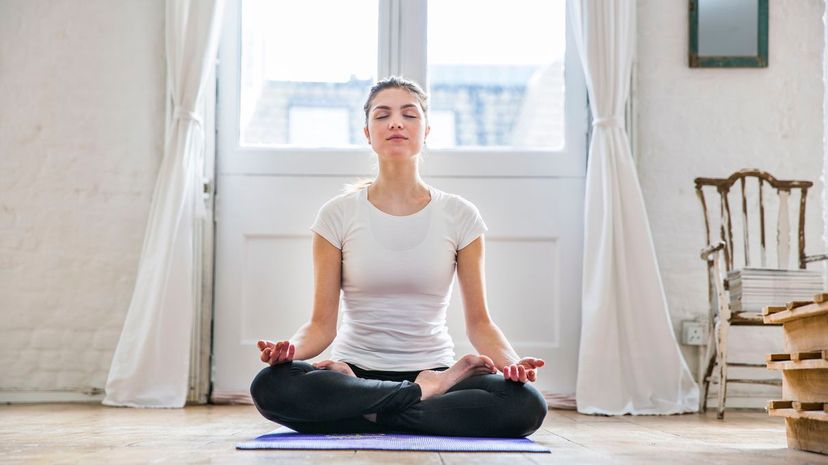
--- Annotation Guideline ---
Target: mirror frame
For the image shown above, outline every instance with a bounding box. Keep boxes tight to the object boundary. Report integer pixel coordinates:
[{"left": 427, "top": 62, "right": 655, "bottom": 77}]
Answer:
[{"left": 689, "top": 0, "right": 768, "bottom": 68}]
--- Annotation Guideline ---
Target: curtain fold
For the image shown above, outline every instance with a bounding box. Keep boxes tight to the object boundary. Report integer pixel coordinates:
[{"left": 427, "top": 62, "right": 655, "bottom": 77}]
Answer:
[
  {"left": 103, "top": 0, "right": 224, "bottom": 408},
  {"left": 568, "top": 0, "right": 699, "bottom": 415}
]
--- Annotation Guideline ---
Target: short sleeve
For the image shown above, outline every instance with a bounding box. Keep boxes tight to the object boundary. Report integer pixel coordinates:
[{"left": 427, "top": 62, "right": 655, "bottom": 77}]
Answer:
[
  {"left": 455, "top": 197, "right": 489, "bottom": 250},
  {"left": 310, "top": 198, "right": 344, "bottom": 249}
]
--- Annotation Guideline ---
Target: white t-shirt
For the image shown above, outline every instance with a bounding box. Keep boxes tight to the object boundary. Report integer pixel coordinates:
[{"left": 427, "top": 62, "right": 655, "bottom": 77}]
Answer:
[{"left": 310, "top": 184, "right": 488, "bottom": 371}]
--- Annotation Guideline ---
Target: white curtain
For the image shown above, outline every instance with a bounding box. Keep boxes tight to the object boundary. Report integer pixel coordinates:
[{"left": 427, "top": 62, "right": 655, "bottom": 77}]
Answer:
[
  {"left": 569, "top": 0, "right": 699, "bottom": 415},
  {"left": 104, "top": 0, "right": 224, "bottom": 408}
]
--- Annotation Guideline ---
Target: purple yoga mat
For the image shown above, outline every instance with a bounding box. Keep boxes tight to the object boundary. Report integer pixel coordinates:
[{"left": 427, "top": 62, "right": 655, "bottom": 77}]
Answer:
[{"left": 236, "top": 426, "right": 550, "bottom": 452}]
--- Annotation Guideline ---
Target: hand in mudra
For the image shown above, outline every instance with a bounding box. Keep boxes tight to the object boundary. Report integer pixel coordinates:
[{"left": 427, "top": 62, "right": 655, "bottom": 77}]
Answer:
[
  {"left": 257, "top": 340, "right": 295, "bottom": 365},
  {"left": 502, "top": 357, "right": 545, "bottom": 383}
]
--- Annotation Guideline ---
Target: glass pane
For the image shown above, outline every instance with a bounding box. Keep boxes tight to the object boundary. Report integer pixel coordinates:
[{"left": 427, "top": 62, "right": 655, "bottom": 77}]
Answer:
[
  {"left": 427, "top": 0, "right": 566, "bottom": 149},
  {"left": 698, "top": 0, "right": 758, "bottom": 57},
  {"left": 240, "top": 0, "right": 378, "bottom": 147}
]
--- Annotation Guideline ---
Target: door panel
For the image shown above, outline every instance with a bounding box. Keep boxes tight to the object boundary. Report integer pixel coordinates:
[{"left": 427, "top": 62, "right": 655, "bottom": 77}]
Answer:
[{"left": 212, "top": 175, "right": 583, "bottom": 399}]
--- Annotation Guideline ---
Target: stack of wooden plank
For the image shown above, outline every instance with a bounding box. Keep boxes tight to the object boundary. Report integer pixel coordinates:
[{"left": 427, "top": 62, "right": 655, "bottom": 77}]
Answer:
[{"left": 764, "top": 293, "right": 828, "bottom": 455}]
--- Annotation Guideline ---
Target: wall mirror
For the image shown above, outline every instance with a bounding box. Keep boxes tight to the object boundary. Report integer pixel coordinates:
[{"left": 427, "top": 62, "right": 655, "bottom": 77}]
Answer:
[{"left": 689, "top": 0, "right": 768, "bottom": 68}]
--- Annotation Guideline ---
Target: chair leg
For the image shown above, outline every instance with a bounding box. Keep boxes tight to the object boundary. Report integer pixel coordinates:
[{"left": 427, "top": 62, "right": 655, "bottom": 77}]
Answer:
[
  {"left": 699, "top": 325, "right": 717, "bottom": 413},
  {"left": 716, "top": 319, "right": 730, "bottom": 420}
]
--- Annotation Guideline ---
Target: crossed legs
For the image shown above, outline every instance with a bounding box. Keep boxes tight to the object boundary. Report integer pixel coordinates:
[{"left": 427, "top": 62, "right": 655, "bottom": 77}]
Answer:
[{"left": 249, "top": 358, "right": 547, "bottom": 438}]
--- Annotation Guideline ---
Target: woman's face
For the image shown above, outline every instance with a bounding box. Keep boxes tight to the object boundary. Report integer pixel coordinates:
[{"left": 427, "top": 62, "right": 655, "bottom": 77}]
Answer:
[{"left": 364, "top": 88, "right": 430, "bottom": 160}]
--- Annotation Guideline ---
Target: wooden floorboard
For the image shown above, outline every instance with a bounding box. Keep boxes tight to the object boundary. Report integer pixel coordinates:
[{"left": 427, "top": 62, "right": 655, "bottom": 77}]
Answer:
[{"left": 1, "top": 404, "right": 827, "bottom": 464}]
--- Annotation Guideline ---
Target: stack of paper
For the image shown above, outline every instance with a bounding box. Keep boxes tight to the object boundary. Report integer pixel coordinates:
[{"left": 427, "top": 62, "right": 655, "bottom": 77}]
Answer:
[{"left": 728, "top": 268, "right": 824, "bottom": 313}]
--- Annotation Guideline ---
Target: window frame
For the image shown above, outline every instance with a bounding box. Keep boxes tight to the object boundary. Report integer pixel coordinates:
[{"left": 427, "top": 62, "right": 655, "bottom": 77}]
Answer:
[{"left": 217, "top": 0, "right": 588, "bottom": 178}]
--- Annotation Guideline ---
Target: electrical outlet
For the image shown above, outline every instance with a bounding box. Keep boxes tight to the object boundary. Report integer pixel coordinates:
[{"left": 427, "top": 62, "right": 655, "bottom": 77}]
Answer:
[{"left": 681, "top": 320, "right": 707, "bottom": 346}]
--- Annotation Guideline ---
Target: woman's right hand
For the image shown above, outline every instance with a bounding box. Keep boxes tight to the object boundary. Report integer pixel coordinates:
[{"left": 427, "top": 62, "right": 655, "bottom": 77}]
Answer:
[{"left": 257, "top": 339, "right": 295, "bottom": 365}]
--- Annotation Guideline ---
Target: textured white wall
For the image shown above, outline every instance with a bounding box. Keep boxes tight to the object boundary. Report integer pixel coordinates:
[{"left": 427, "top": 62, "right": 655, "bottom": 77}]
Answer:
[
  {"left": 0, "top": 0, "right": 165, "bottom": 397},
  {"left": 636, "top": 0, "right": 824, "bottom": 400},
  {"left": 0, "top": 0, "right": 823, "bottom": 404}
]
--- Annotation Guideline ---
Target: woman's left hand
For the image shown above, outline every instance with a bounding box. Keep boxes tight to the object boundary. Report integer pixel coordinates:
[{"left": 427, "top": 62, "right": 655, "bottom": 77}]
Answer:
[{"left": 502, "top": 357, "right": 545, "bottom": 383}]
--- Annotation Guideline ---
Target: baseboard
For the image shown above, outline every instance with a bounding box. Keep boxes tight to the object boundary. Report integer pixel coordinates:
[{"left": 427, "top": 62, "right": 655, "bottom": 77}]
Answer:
[
  {"left": 0, "top": 390, "right": 105, "bottom": 404},
  {"left": 3, "top": 389, "right": 769, "bottom": 411},
  {"left": 211, "top": 390, "right": 253, "bottom": 405},
  {"left": 212, "top": 389, "right": 578, "bottom": 410}
]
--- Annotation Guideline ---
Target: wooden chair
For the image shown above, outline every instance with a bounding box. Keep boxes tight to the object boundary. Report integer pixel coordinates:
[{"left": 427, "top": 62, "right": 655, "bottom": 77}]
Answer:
[{"left": 694, "top": 169, "right": 828, "bottom": 419}]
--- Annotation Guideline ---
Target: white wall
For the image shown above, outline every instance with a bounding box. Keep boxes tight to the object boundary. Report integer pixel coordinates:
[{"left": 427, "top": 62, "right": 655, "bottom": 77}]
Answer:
[
  {"left": 636, "top": 0, "right": 824, "bottom": 402},
  {"left": 0, "top": 0, "right": 165, "bottom": 400},
  {"left": 0, "top": 0, "right": 823, "bottom": 404}
]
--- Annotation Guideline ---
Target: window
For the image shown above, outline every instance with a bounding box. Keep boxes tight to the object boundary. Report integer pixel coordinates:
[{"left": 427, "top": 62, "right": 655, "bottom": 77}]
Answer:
[
  {"left": 427, "top": 0, "right": 565, "bottom": 148},
  {"left": 237, "top": 0, "right": 571, "bottom": 151},
  {"left": 219, "top": 0, "right": 587, "bottom": 178},
  {"left": 240, "top": 0, "right": 377, "bottom": 147}
]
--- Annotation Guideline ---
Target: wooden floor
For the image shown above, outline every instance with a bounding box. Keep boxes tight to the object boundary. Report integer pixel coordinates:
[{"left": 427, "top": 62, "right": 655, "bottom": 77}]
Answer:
[{"left": 2, "top": 403, "right": 827, "bottom": 464}]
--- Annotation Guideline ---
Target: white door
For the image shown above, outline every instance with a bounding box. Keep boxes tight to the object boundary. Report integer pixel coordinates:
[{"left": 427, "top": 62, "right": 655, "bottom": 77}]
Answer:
[{"left": 212, "top": 0, "right": 588, "bottom": 402}]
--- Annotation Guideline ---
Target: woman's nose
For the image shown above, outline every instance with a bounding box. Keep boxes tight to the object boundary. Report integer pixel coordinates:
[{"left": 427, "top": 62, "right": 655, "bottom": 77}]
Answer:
[{"left": 388, "top": 116, "right": 403, "bottom": 128}]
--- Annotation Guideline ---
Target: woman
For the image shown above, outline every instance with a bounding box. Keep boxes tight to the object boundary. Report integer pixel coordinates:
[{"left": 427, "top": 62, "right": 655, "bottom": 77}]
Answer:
[{"left": 250, "top": 76, "right": 547, "bottom": 438}]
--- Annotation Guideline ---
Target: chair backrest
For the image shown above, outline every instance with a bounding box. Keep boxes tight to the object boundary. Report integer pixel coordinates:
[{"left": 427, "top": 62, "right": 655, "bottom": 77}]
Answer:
[{"left": 694, "top": 168, "right": 812, "bottom": 271}]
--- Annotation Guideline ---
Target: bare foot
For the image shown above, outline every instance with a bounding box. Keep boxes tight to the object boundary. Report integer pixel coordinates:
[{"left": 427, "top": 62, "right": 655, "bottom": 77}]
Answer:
[
  {"left": 312, "top": 360, "right": 357, "bottom": 377},
  {"left": 414, "top": 354, "right": 496, "bottom": 400}
]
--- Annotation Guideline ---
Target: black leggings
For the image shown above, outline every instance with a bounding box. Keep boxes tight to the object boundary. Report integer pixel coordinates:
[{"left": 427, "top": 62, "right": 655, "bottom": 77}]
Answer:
[{"left": 249, "top": 361, "right": 548, "bottom": 438}]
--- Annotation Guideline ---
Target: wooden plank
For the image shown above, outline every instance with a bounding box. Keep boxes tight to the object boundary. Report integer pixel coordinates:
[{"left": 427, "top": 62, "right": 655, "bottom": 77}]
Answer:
[
  {"left": 786, "top": 300, "right": 813, "bottom": 311},
  {"left": 783, "top": 316, "right": 828, "bottom": 352},
  {"left": 767, "top": 400, "right": 793, "bottom": 410},
  {"left": 793, "top": 401, "right": 826, "bottom": 412},
  {"left": 759, "top": 178, "right": 767, "bottom": 267},
  {"left": 767, "top": 358, "right": 828, "bottom": 371},
  {"left": 769, "top": 408, "right": 828, "bottom": 422},
  {"left": 766, "top": 301, "right": 828, "bottom": 324},
  {"left": 791, "top": 351, "right": 823, "bottom": 362},
  {"left": 786, "top": 417, "right": 828, "bottom": 454},
  {"left": 814, "top": 292, "right": 828, "bottom": 304},
  {"left": 778, "top": 189, "right": 790, "bottom": 268},
  {"left": 741, "top": 177, "right": 750, "bottom": 266},
  {"left": 783, "top": 370, "right": 828, "bottom": 402},
  {"left": 767, "top": 353, "right": 791, "bottom": 362},
  {"left": 762, "top": 305, "right": 786, "bottom": 316}
]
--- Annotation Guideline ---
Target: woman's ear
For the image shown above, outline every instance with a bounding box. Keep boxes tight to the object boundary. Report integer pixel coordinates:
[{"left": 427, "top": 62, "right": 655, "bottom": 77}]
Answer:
[{"left": 363, "top": 126, "right": 370, "bottom": 143}]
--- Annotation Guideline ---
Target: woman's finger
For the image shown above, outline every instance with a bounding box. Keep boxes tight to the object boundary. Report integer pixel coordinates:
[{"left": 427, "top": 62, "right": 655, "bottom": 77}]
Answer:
[
  {"left": 281, "top": 341, "right": 291, "bottom": 361},
  {"left": 276, "top": 341, "right": 289, "bottom": 362},
  {"left": 274, "top": 342, "right": 284, "bottom": 361},
  {"left": 260, "top": 348, "right": 270, "bottom": 362},
  {"left": 480, "top": 354, "right": 495, "bottom": 369},
  {"left": 517, "top": 365, "right": 527, "bottom": 382},
  {"left": 287, "top": 344, "right": 295, "bottom": 361},
  {"left": 528, "top": 370, "right": 536, "bottom": 382}
]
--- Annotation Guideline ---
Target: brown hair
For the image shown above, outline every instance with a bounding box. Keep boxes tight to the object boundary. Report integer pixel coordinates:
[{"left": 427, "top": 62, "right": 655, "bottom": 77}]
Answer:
[
  {"left": 362, "top": 76, "right": 429, "bottom": 125},
  {"left": 346, "top": 77, "right": 429, "bottom": 194}
]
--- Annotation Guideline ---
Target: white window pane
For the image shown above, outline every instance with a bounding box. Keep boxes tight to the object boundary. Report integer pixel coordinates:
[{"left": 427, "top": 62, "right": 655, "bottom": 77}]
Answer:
[
  {"left": 289, "top": 107, "right": 350, "bottom": 146},
  {"left": 427, "top": 0, "right": 566, "bottom": 149},
  {"left": 240, "top": 0, "right": 378, "bottom": 147},
  {"left": 427, "top": 111, "right": 456, "bottom": 148}
]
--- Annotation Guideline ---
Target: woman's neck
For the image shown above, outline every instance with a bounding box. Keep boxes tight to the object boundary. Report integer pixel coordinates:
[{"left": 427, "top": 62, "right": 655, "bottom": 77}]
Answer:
[{"left": 370, "top": 162, "right": 428, "bottom": 200}]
